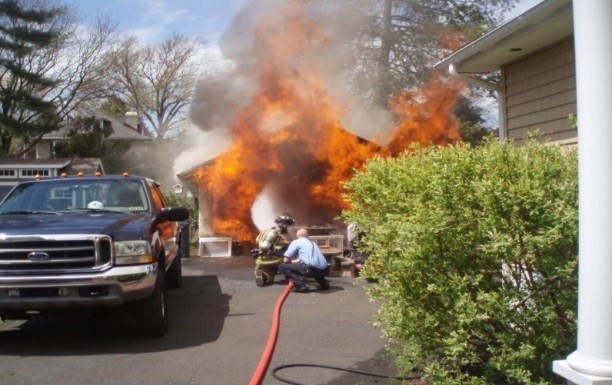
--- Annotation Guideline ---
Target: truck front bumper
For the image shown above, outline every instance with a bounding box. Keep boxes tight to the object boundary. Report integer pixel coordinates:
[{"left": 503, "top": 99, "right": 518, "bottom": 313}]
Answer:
[{"left": 0, "top": 263, "right": 158, "bottom": 310}]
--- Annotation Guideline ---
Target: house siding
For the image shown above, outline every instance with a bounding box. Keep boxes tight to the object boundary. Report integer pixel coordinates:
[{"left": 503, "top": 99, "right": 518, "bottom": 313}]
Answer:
[{"left": 503, "top": 38, "right": 576, "bottom": 145}]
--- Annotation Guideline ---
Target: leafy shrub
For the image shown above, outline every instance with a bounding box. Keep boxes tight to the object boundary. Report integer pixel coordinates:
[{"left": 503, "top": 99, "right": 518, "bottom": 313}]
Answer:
[
  {"left": 164, "top": 193, "right": 198, "bottom": 243},
  {"left": 342, "top": 139, "right": 578, "bottom": 384}
]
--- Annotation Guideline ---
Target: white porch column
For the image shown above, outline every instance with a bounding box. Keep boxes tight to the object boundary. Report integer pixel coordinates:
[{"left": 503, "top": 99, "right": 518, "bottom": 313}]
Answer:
[{"left": 553, "top": 1, "right": 612, "bottom": 384}]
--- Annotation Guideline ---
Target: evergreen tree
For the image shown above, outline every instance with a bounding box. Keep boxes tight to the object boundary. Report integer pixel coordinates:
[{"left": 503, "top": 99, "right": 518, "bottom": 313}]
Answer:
[
  {"left": 348, "top": 0, "right": 517, "bottom": 106},
  {"left": 311, "top": 0, "right": 517, "bottom": 138},
  {"left": 0, "top": 0, "right": 65, "bottom": 156},
  {"left": 454, "top": 96, "right": 492, "bottom": 146}
]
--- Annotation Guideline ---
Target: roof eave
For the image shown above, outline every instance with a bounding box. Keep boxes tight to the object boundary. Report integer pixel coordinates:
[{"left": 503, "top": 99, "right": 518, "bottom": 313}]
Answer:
[{"left": 434, "top": 0, "right": 573, "bottom": 74}]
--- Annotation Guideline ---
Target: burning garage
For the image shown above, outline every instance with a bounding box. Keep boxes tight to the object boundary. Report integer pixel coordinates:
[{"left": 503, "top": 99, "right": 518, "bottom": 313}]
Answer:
[
  {"left": 174, "top": 0, "right": 464, "bottom": 257},
  {"left": 177, "top": 126, "right": 378, "bottom": 256}
]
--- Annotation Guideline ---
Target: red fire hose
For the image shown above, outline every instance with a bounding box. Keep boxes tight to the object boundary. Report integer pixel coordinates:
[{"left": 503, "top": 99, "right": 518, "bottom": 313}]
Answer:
[
  {"left": 248, "top": 281, "right": 294, "bottom": 385},
  {"left": 247, "top": 281, "right": 419, "bottom": 385}
]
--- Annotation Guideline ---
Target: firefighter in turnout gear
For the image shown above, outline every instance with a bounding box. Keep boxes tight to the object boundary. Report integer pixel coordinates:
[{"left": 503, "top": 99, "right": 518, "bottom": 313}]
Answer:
[
  {"left": 256, "top": 213, "right": 293, "bottom": 255},
  {"left": 253, "top": 213, "right": 295, "bottom": 286}
]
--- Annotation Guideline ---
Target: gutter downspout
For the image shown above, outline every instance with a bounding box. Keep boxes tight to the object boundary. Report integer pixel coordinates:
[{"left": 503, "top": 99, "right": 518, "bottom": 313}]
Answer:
[{"left": 448, "top": 64, "right": 506, "bottom": 141}]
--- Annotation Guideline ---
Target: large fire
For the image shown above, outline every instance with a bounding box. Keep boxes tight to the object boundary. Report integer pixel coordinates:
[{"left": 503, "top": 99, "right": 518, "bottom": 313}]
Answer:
[{"left": 194, "top": 1, "right": 463, "bottom": 242}]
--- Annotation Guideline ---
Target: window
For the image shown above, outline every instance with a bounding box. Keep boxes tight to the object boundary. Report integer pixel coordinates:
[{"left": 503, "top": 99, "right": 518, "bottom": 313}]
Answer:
[
  {"left": 51, "top": 187, "right": 73, "bottom": 199},
  {"left": 21, "top": 169, "right": 50, "bottom": 177},
  {"left": 0, "top": 169, "right": 16, "bottom": 178}
]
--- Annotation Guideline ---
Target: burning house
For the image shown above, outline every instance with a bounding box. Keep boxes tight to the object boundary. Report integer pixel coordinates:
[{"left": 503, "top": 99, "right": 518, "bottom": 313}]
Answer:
[
  {"left": 174, "top": 0, "right": 463, "bottom": 257},
  {"left": 176, "top": 126, "right": 377, "bottom": 256}
]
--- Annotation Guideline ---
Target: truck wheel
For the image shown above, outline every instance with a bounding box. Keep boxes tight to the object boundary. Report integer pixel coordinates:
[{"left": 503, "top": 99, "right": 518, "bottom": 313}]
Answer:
[
  {"left": 166, "top": 255, "right": 182, "bottom": 289},
  {"left": 134, "top": 272, "right": 168, "bottom": 337}
]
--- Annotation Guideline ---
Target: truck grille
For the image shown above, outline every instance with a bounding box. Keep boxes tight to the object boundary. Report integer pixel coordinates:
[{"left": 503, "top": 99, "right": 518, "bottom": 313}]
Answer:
[{"left": 0, "top": 235, "right": 112, "bottom": 275}]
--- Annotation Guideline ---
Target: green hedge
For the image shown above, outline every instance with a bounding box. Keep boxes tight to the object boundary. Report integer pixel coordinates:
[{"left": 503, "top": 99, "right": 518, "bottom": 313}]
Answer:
[
  {"left": 342, "top": 139, "right": 578, "bottom": 384},
  {"left": 164, "top": 193, "right": 198, "bottom": 243}
]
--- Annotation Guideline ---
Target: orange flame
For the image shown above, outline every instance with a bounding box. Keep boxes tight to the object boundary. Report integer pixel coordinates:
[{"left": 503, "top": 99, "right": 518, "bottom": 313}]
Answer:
[
  {"left": 196, "top": 2, "right": 463, "bottom": 242},
  {"left": 384, "top": 74, "right": 463, "bottom": 157}
]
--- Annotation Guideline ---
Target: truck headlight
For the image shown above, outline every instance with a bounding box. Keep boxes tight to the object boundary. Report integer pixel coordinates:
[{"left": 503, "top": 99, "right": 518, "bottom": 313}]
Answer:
[{"left": 114, "top": 241, "right": 154, "bottom": 265}]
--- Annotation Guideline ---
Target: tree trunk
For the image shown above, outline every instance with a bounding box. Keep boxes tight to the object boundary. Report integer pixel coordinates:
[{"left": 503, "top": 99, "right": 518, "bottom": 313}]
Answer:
[{"left": 376, "top": 0, "right": 393, "bottom": 107}]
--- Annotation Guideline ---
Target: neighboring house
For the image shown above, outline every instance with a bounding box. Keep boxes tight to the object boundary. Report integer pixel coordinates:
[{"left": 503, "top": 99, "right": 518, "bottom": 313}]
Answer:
[
  {"left": 435, "top": 0, "right": 575, "bottom": 145},
  {"left": 3, "top": 112, "right": 150, "bottom": 200},
  {"left": 0, "top": 158, "right": 104, "bottom": 200},
  {"left": 35, "top": 111, "right": 152, "bottom": 159}
]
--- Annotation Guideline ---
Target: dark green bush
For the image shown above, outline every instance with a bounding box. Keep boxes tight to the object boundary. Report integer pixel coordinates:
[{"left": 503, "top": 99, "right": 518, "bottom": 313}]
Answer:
[
  {"left": 164, "top": 193, "right": 198, "bottom": 243},
  {"left": 342, "top": 139, "right": 578, "bottom": 384}
]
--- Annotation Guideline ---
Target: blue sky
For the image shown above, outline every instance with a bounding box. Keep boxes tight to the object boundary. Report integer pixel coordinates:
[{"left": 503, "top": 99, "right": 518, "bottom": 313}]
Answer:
[
  {"left": 60, "top": 0, "right": 245, "bottom": 44},
  {"left": 61, "top": 0, "right": 542, "bottom": 45}
]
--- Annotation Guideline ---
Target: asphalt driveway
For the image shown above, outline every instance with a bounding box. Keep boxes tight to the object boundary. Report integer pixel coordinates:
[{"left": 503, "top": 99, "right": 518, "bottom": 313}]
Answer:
[{"left": 0, "top": 256, "right": 399, "bottom": 385}]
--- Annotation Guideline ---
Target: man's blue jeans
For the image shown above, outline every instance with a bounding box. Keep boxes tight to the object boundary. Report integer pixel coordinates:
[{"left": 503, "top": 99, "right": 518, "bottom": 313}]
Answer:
[{"left": 278, "top": 262, "right": 328, "bottom": 289}]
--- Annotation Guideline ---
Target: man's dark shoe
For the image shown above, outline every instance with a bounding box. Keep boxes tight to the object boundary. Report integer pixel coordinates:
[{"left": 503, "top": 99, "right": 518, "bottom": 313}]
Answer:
[
  {"left": 293, "top": 285, "right": 310, "bottom": 293},
  {"left": 319, "top": 281, "right": 330, "bottom": 291}
]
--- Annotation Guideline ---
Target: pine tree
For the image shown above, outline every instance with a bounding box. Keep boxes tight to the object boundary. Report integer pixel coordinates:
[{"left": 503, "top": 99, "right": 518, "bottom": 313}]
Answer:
[
  {"left": 313, "top": 0, "right": 517, "bottom": 145},
  {"left": 0, "top": 0, "right": 65, "bottom": 156}
]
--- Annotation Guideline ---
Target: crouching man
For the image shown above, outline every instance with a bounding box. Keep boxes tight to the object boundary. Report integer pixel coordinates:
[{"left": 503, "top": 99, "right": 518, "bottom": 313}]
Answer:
[{"left": 279, "top": 228, "right": 330, "bottom": 293}]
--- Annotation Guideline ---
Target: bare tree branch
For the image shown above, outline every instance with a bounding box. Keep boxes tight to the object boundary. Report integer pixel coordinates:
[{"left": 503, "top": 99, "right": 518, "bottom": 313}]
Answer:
[{"left": 107, "top": 34, "right": 212, "bottom": 139}]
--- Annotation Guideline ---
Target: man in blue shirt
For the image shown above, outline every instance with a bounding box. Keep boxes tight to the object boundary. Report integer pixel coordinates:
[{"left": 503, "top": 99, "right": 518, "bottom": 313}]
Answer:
[{"left": 279, "top": 228, "right": 331, "bottom": 293}]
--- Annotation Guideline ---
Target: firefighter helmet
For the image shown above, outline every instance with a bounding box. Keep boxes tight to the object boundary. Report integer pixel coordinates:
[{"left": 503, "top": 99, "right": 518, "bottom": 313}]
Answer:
[{"left": 274, "top": 212, "right": 295, "bottom": 228}]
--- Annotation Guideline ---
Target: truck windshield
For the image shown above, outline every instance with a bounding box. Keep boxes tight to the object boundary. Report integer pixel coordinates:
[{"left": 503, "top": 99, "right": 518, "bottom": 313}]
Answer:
[{"left": 0, "top": 179, "right": 149, "bottom": 214}]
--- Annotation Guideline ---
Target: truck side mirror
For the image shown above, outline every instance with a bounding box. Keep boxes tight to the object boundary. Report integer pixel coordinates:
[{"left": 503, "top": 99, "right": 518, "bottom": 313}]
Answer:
[{"left": 160, "top": 206, "right": 189, "bottom": 222}]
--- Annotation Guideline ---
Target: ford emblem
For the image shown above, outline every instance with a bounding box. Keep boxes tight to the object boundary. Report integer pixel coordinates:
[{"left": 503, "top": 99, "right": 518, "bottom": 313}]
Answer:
[{"left": 27, "top": 252, "right": 50, "bottom": 261}]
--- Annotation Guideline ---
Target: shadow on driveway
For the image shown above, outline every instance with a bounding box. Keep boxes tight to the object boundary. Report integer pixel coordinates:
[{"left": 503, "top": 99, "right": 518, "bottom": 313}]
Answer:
[{"left": 0, "top": 275, "right": 231, "bottom": 355}]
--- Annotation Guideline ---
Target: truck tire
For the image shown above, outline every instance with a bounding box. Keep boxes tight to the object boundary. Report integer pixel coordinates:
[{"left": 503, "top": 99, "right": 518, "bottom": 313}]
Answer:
[
  {"left": 134, "top": 271, "right": 168, "bottom": 337},
  {"left": 166, "top": 254, "right": 182, "bottom": 289}
]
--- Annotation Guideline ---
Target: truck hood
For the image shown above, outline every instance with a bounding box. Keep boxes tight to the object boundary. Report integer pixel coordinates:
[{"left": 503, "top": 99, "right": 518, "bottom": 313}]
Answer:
[{"left": 0, "top": 213, "right": 153, "bottom": 241}]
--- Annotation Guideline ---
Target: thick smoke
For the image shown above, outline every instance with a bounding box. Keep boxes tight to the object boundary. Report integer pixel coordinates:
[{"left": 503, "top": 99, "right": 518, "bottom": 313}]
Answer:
[
  {"left": 178, "top": 0, "right": 393, "bottom": 153},
  {"left": 173, "top": 0, "right": 463, "bottom": 243},
  {"left": 174, "top": 0, "right": 395, "bottom": 232}
]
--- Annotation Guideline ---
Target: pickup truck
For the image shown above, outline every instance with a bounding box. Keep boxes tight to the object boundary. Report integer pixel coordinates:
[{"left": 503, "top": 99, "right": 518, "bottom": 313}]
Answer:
[{"left": 0, "top": 173, "right": 189, "bottom": 337}]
